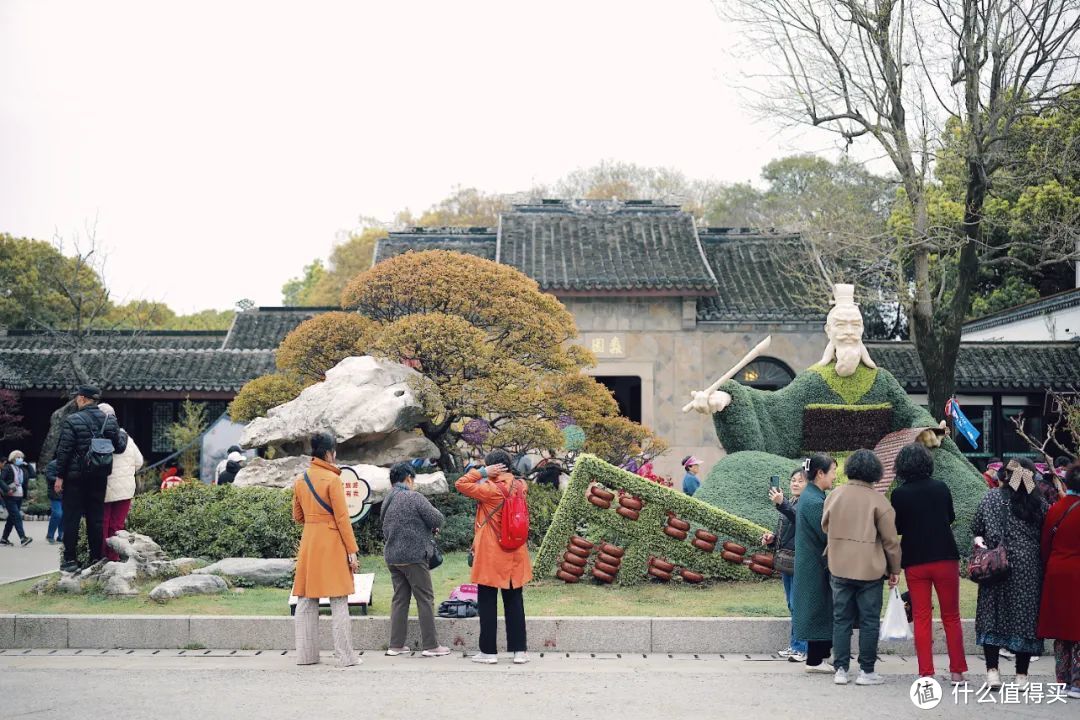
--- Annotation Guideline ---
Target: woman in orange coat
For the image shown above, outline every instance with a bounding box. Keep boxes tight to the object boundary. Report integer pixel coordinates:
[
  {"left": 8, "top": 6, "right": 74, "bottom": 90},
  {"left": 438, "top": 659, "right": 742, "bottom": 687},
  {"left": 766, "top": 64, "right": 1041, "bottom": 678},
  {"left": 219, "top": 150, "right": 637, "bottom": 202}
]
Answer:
[
  {"left": 292, "top": 432, "right": 360, "bottom": 667},
  {"left": 456, "top": 449, "right": 532, "bottom": 665}
]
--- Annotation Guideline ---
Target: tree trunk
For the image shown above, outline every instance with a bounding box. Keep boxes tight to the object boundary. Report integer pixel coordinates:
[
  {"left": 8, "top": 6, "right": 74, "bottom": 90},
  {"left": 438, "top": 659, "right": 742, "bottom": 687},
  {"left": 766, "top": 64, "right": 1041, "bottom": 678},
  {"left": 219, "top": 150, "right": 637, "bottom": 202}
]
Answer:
[
  {"left": 39, "top": 398, "right": 77, "bottom": 465},
  {"left": 418, "top": 417, "right": 462, "bottom": 473}
]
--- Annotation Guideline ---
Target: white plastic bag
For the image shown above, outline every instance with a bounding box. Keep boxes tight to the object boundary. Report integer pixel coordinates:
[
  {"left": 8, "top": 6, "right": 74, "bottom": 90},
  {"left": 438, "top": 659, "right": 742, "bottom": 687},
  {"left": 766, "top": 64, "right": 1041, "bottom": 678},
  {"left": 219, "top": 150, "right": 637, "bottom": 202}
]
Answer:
[{"left": 879, "top": 587, "right": 912, "bottom": 642}]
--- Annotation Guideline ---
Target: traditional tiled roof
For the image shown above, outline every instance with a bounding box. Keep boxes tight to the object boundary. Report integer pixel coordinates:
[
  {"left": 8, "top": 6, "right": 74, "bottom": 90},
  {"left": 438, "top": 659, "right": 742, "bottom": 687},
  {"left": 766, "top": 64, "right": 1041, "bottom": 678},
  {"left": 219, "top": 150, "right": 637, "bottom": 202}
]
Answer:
[
  {"left": 496, "top": 200, "right": 718, "bottom": 294},
  {"left": 222, "top": 307, "right": 335, "bottom": 350},
  {"left": 963, "top": 288, "right": 1080, "bottom": 334},
  {"left": 696, "top": 230, "right": 827, "bottom": 322},
  {"left": 374, "top": 228, "right": 497, "bottom": 263},
  {"left": 868, "top": 341, "right": 1080, "bottom": 392},
  {"left": 0, "top": 348, "right": 275, "bottom": 392},
  {"left": 0, "top": 330, "right": 226, "bottom": 352}
]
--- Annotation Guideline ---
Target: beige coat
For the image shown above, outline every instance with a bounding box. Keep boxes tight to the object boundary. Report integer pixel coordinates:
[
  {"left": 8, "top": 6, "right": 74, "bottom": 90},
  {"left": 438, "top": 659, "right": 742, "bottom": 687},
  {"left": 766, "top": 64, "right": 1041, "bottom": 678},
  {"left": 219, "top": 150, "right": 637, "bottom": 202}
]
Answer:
[
  {"left": 822, "top": 479, "right": 902, "bottom": 581},
  {"left": 105, "top": 437, "right": 144, "bottom": 503}
]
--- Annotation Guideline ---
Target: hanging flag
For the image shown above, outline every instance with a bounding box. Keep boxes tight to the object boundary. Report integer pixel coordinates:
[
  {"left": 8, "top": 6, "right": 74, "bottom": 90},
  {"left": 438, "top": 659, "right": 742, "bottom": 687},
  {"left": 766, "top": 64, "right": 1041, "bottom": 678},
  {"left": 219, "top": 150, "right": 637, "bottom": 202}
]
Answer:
[{"left": 945, "top": 398, "right": 981, "bottom": 449}]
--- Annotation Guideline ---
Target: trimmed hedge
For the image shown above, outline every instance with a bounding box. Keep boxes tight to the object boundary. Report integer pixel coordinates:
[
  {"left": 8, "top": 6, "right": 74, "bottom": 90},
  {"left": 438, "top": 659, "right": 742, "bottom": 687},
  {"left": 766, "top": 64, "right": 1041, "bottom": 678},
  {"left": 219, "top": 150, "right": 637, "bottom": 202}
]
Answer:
[
  {"left": 534, "top": 454, "right": 769, "bottom": 585},
  {"left": 703, "top": 365, "right": 986, "bottom": 555},
  {"left": 127, "top": 483, "right": 301, "bottom": 561}
]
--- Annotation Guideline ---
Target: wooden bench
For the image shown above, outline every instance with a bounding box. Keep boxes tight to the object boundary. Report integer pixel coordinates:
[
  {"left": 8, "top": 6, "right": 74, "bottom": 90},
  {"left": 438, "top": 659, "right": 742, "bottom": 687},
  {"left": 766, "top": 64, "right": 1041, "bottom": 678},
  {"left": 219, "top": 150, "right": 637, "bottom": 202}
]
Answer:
[{"left": 288, "top": 573, "right": 374, "bottom": 615}]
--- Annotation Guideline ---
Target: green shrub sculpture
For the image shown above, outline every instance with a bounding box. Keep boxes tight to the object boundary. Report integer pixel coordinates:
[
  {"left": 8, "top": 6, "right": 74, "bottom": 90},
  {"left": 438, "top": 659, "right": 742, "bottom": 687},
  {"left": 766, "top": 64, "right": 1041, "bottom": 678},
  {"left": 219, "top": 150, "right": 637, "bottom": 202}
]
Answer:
[{"left": 534, "top": 454, "right": 769, "bottom": 585}]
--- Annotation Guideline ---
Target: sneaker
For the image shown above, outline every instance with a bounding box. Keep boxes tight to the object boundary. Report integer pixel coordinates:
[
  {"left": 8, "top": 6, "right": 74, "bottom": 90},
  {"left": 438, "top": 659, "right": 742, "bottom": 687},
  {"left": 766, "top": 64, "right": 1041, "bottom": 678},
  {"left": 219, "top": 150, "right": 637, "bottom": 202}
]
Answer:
[
  {"left": 834, "top": 668, "right": 850, "bottom": 685},
  {"left": 0, "top": 539, "right": 12, "bottom": 547},
  {"left": 513, "top": 652, "right": 530, "bottom": 665},
  {"left": 999, "top": 649, "right": 1014, "bottom": 660},
  {"left": 985, "top": 668, "right": 1002, "bottom": 689},
  {"left": 20, "top": 537, "right": 32, "bottom": 547},
  {"left": 805, "top": 663, "right": 835, "bottom": 674},
  {"left": 778, "top": 647, "right": 796, "bottom": 658},
  {"left": 1066, "top": 686, "right": 1080, "bottom": 700},
  {"left": 789, "top": 651, "right": 807, "bottom": 663},
  {"left": 60, "top": 561, "right": 79, "bottom": 574},
  {"left": 384, "top": 647, "right": 410, "bottom": 656},
  {"left": 471, "top": 653, "right": 498, "bottom": 664},
  {"left": 855, "top": 671, "right": 885, "bottom": 686},
  {"left": 46, "top": 538, "right": 55, "bottom": 545},
  {"left": 1014, "top": 674, "right": 1029, "bottom": 691},
  {"left": 421, "top": 646, "right": 451, "bottom": 657},
  {"left": 950, "top": 672, "right": 967, "bottom": 685}
]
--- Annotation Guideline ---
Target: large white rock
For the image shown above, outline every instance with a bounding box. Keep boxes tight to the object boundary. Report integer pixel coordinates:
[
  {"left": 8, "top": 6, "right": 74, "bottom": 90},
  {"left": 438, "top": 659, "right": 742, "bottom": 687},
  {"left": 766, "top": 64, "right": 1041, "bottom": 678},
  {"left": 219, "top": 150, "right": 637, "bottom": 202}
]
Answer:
[
  {"left": 340, "top": 430, "right": 440, "bottom": 467},
  {"left": 234, "top": 456, "right": 312, "bottom": 489},
  {"left": 240, "top": 356, "right": 427, "bottom": 449},
  {"left": 193, "top": 558, "right": 296, "bottom": 586},
  {"left": 150, "top": 574, "right": 229, "bottom": 602},
  {"left": 234, "top": 456, "right": 448, "bottom": 501}
]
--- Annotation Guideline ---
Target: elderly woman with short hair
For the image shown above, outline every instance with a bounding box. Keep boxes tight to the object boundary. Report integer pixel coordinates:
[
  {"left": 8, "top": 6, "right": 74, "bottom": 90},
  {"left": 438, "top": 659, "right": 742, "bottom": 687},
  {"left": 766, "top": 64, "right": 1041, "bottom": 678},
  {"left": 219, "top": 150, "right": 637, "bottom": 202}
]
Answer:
[
  {"left": 382, "top": 461, "right": 447, "bottom": 657},
  {"left": 292, "top": 432, "right": 360, "bottom": 667}
]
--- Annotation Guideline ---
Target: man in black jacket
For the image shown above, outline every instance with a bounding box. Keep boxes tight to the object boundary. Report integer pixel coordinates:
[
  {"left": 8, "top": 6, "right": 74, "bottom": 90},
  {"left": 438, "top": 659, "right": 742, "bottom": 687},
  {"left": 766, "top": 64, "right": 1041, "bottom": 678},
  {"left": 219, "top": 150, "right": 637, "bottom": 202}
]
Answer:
[{"left": 54, "top": 385, "right": 125, "bottom": 572}]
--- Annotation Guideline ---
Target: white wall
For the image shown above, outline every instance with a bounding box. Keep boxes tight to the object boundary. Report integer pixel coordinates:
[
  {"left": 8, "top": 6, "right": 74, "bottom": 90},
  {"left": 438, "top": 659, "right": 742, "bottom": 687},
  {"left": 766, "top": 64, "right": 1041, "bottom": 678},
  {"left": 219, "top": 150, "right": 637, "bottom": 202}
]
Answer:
[{"left": 962, "top": 306, "right": 1080, "bottom": 342}]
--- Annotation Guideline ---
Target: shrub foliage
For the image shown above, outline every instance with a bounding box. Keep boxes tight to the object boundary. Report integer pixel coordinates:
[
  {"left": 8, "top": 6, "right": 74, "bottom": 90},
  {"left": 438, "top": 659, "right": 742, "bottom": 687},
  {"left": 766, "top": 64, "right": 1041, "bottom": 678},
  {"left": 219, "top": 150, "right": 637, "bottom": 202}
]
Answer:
[{"left": 534, "top": 454, "right": 769, "bottom": 585}]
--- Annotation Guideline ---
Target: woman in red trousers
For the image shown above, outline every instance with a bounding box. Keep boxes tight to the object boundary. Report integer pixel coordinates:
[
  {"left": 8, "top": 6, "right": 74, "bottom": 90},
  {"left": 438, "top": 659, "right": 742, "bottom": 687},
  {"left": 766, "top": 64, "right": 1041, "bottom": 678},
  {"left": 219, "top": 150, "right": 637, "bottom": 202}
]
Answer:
[
  {"left": 1038, "top": 462, "right": 1080, "bottom": 699},
  {"left": 889, "top": 443, "right": 968, "bottom": 683}
]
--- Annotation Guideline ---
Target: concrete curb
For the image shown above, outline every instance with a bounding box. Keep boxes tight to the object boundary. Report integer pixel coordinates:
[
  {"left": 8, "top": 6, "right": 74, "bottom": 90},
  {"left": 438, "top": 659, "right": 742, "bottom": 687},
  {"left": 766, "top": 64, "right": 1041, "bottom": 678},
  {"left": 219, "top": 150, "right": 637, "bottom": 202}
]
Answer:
[{"left": 0, "top": 614, "right": 982, "bottom": 654}]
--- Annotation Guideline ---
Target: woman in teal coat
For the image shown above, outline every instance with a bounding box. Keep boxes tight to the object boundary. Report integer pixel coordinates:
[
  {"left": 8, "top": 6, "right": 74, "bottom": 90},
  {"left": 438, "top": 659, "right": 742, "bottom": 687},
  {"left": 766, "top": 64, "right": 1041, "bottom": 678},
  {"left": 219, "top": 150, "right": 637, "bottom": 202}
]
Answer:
[{"left": 793, "top": 453, "right": 837, "bottom": 672}]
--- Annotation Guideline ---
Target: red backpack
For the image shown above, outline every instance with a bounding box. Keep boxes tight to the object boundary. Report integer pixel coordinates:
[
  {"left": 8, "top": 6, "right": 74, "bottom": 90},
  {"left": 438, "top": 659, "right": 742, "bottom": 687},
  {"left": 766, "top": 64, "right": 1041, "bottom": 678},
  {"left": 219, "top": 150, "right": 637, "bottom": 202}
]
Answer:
[{"left": 495, "top": 478, "right": 529, "bottom": 551}]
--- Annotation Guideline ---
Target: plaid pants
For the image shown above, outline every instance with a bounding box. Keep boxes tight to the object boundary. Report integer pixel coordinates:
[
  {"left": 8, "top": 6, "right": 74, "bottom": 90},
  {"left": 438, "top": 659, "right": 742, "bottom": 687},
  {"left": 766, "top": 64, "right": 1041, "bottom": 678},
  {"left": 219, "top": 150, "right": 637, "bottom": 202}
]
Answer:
[{"left": 294, "top": 596, "right": 358, "bottom": 666}]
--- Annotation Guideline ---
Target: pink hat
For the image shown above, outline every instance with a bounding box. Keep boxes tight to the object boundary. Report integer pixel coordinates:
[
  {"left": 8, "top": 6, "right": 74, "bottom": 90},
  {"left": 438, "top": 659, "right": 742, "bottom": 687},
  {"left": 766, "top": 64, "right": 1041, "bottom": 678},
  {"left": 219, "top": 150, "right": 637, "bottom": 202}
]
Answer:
[{"left": 682, "top": 455, "right": 703, "bottom": 468}]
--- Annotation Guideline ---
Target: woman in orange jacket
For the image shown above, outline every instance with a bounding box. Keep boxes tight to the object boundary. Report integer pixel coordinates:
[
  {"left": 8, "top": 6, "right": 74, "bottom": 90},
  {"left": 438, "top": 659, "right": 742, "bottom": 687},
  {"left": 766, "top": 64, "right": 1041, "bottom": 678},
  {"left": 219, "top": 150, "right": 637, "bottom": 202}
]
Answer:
[
  {"left": 292, "top": 432, "right": 360, "bottom": 667},
  {"left": 456, "top": 449, "right": 532, "bottom": 665}
]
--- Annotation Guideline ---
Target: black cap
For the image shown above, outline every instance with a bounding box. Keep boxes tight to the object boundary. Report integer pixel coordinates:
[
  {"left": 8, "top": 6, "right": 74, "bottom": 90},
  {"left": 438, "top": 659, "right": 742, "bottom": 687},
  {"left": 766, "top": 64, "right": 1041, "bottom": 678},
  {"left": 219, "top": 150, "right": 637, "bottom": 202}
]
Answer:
[
  {"left": 72, "top": 385, "right": 101, "bottom": 400},
  {"left": 227, "top": 445, "right": 242, "bottom": 454}
]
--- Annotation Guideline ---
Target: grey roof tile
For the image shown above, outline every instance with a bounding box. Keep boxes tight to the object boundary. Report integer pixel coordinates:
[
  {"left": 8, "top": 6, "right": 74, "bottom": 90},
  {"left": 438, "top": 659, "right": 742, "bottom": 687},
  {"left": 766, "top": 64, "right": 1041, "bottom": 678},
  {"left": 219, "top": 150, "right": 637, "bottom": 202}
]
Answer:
[
  {"left": 0, "top": 348, "right": 275, "bottom": 392},
  {"left": 497, "top": 200, "right": 717, "bottom": 293},
  {"left": 696, "top": 230, "right": 827, "bottom": 322},
  {"left": 374, "top": 228, "right": 497, "bottom": 263},
  {"left": 867, "top": 342, "right": 1080, "bottom": 391},
  {"left": 223, "top": 307, "right": 334, "bottom": 350}
]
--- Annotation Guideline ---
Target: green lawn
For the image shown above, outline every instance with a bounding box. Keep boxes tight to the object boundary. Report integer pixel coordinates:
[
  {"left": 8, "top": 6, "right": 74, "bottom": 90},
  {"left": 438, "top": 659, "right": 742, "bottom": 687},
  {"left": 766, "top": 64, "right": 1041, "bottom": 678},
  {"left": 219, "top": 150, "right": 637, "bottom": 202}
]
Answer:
[{"left": 0, "top": 552, "right": 979, "bottom": 618}]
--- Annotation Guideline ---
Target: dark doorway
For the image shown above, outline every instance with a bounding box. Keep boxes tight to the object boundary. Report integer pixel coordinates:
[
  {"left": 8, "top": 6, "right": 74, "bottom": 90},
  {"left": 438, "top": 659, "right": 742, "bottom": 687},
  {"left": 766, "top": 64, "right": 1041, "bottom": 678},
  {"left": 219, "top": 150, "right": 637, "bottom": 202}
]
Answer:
[{"left": 595, "top": 376, "right": 642, "bottom": 423}]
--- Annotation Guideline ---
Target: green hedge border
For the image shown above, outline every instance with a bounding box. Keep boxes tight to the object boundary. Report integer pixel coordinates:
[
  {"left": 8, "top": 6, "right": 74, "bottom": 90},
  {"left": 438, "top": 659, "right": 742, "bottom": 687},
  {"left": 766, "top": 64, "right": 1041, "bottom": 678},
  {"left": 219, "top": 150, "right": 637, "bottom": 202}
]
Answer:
[{"left": 534, "top": 454, "right": 770, "bottom": 585}]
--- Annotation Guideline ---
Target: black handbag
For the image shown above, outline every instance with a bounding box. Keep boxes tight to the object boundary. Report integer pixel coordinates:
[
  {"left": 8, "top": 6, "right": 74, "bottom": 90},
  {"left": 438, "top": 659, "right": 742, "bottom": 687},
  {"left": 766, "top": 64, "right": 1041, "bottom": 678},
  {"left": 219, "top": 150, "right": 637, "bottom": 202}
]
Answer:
[
  {"left": 774, "top": 547, "right": 795, "bottom": 576},
  {"left": 437, "top": 599, "right": 478, "bottom": 618}
]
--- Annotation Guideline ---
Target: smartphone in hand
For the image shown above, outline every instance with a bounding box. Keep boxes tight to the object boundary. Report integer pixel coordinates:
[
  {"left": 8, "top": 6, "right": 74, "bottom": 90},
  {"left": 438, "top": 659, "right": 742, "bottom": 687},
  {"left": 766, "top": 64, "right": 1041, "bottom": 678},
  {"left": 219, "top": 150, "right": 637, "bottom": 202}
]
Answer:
[{"left": 769, "top": 475, "right": 780, "bottom": 491}]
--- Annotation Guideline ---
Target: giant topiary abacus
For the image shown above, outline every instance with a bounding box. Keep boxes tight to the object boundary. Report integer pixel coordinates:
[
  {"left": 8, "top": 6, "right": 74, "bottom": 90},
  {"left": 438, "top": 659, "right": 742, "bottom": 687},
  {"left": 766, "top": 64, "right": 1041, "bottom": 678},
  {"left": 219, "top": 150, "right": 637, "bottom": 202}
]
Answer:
[{"left": 534, "top": 454, "right": 770, "bottom": 585}]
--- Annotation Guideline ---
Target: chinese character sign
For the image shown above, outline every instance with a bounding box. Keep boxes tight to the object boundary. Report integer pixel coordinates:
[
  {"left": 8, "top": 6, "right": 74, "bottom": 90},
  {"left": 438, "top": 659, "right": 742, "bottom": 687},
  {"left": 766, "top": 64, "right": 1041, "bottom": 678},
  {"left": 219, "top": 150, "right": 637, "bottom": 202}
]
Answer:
[
  {"left": 583, "top": 334, "right": 627, "bottom": 358},
  {"left": 340, "top": 466, "right": 374, "bottom": 522}
]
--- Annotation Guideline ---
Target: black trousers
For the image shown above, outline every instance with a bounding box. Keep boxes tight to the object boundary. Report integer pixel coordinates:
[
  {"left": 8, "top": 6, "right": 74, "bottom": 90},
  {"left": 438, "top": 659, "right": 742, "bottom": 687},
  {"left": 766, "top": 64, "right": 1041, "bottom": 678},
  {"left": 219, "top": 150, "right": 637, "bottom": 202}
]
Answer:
[
  {"left": 478, "top": 583, "right": 527, "bottom": 654},
  {"left": 807, "top": 640, "right": 833, "bottom": 667},
  {"left": 985, "top": 645, "right": 1031, "bottom": 674},
  {"left": 62, "top": 477, "right": 107, "bottom": 564}
]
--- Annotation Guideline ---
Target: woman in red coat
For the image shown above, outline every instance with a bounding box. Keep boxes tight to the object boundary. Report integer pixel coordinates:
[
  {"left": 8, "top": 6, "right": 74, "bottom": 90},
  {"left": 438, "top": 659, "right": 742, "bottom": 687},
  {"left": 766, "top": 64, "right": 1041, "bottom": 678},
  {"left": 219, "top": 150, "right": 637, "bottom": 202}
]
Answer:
[{"left": 1038, "top": 462, "right": 1080, "bottom": 699}]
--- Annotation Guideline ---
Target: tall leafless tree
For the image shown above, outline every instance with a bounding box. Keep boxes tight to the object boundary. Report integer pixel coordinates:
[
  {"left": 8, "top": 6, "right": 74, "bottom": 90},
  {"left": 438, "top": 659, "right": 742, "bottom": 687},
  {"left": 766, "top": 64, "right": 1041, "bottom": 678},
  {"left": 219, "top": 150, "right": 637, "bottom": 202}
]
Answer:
[
  {"left": 720, "top": 0, "right": 1080, "bottom": 418},
  {"left": 33, "top": 226, "right": 147, "bottom": 462}
]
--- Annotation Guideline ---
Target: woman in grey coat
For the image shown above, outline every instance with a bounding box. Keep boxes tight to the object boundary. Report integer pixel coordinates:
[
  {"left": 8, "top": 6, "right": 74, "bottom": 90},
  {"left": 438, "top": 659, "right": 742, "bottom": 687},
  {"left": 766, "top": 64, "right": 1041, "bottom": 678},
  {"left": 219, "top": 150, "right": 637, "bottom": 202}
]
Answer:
[
  {"left": 971, "top": 458, "right": 1048, "bottom": 690},
  {"left": 382, "top": 462, "right": 448, "bottom": 657}
]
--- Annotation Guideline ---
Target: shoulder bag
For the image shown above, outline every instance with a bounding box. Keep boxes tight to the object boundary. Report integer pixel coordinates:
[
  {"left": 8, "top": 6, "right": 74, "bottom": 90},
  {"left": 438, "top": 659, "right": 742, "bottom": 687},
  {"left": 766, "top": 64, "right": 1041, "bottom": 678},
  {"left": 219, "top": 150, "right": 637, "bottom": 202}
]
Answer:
[
  {"left": 382, "top": 487, "right": 443, "bottom": 570},
  {"left": 969, "top": 497, "right": 1010, "bottom": 585},
  {"left": 468, "top": 494, "right": 505, "bottom": 568}
]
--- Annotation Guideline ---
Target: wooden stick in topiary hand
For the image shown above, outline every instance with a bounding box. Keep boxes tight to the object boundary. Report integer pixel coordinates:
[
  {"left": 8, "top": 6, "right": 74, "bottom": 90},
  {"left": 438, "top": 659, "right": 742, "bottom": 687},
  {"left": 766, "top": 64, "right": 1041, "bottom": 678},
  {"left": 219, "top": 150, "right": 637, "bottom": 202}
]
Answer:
[{"left": 682, "top": 336, "right": 772, "bottom": 413}]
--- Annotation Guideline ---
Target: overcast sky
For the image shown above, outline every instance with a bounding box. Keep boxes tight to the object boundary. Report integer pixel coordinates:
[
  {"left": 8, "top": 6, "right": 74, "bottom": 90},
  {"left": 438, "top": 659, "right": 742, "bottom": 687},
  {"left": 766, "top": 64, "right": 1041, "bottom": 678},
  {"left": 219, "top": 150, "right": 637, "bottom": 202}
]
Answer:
[{"left": 1, "top": 0, "right": 836, "bottom": 312}]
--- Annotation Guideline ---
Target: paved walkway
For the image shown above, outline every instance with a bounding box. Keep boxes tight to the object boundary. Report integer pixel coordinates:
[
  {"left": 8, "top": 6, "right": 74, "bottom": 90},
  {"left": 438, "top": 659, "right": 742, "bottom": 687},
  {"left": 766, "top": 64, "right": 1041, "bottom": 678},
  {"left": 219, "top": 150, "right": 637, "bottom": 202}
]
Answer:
[
  {"left": 0, "top": 651, "right": 1069, "bottom": 718},
  {"left": 0, "top": 521, "right": 59, "bottom": 584}
]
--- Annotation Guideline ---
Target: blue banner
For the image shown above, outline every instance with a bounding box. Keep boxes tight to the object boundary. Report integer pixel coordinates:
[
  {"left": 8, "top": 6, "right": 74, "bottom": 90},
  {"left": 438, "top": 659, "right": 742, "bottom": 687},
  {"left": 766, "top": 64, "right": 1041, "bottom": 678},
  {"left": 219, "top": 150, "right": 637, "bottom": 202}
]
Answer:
[{"left": 946, "top": 399, "right": 981, "bottom": 449}]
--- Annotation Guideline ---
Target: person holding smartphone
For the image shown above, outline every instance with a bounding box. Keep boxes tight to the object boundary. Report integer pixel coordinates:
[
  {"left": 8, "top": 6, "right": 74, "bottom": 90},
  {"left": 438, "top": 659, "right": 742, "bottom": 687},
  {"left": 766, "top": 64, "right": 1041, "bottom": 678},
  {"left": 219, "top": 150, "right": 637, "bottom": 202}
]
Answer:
[{"left": 762, "top": 467, "right": 808, "bottom": 662}]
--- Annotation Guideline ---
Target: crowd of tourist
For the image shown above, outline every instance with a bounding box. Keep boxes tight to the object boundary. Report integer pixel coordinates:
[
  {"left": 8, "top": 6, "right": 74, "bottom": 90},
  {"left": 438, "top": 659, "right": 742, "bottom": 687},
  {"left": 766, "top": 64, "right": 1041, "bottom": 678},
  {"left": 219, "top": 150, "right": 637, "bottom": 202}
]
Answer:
[
  {"left": 2, "top": 384, "right": 1078, "bottom": 694},
  {"left": 769, "top": 446, "right": 1080, "bottom": 697}
]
